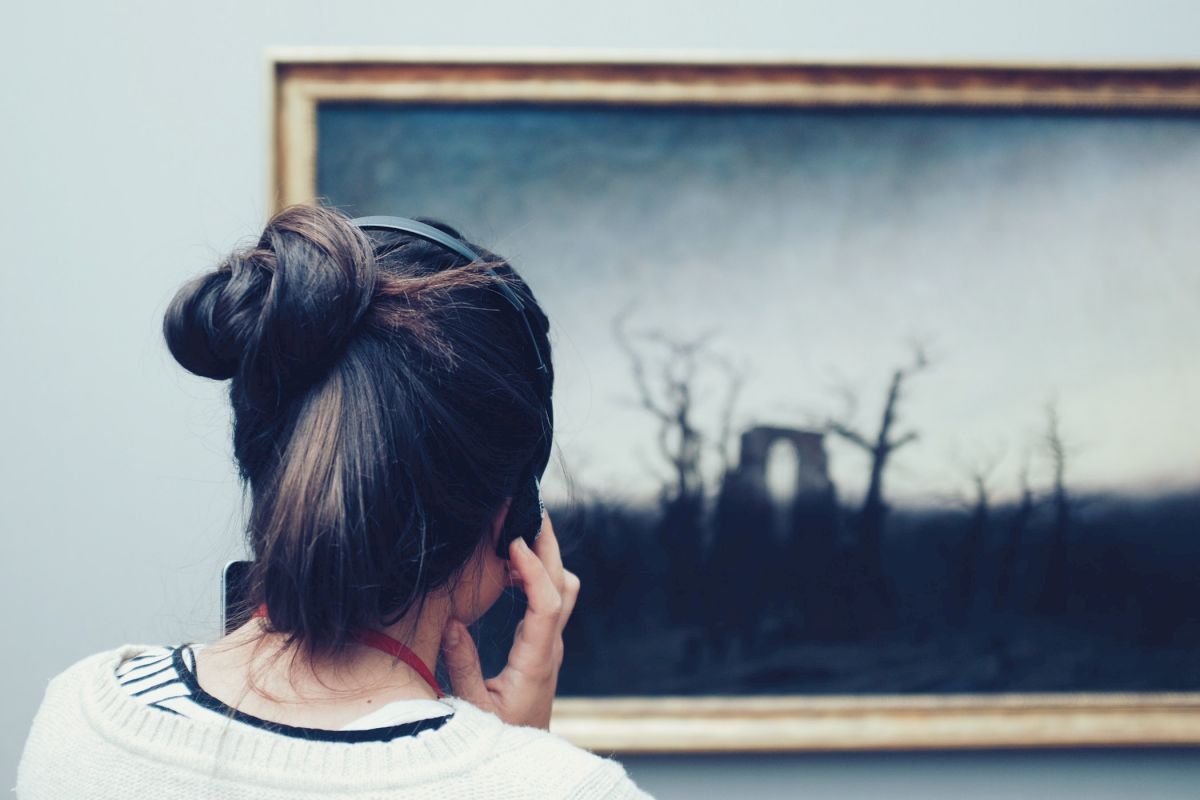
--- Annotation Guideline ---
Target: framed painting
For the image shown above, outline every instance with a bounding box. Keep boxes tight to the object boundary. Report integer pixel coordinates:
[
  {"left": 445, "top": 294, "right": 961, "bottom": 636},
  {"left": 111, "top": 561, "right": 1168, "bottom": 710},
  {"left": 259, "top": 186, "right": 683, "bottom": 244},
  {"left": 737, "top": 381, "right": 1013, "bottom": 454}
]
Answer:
[{"left": 269, "top": 49, "right": 1200, "bottom": 752}]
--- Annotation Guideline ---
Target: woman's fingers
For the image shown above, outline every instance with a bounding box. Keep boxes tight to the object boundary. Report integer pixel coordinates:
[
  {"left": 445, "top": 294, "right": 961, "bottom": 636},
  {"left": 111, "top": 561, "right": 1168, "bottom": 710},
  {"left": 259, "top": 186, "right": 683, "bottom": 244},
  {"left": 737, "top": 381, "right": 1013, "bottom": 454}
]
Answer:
[
  {"left": 531, "top": 512, "right": 567, "bottom": 595},
  {"left": 559, "top": 569, "right": 581, "bottom": 627},
  {"left": 471, "top": 520, "right": 582, "bottom": 732},
  {"left": 503, "top": 537, "right": 565, "bottom": 679},
  {"left": 439, "top": 619, "right": 491, "bottom": 708}
]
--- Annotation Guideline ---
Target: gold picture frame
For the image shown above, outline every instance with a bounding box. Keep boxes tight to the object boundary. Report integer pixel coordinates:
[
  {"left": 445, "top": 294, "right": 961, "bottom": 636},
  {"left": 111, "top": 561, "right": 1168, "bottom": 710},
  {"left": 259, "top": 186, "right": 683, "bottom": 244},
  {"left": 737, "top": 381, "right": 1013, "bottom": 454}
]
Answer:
[{"left": 268, "top": 48, "right": 1200, "bottom": 753}]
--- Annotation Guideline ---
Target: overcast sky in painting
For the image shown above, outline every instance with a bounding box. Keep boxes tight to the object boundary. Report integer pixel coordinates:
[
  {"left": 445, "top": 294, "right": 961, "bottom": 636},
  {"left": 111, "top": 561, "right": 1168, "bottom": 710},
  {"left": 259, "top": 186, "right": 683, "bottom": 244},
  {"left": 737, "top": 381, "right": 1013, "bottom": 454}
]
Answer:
[{"left": 320, "top": 105, "right": 1200, "bottom": 508}]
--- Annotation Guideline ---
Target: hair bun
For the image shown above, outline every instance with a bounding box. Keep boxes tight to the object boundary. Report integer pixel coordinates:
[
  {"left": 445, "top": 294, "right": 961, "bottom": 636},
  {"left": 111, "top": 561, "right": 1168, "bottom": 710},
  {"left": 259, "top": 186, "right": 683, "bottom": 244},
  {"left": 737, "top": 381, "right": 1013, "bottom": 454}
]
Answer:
[{"left": 163, "top": 205, "right": 377, "bottom": 403}]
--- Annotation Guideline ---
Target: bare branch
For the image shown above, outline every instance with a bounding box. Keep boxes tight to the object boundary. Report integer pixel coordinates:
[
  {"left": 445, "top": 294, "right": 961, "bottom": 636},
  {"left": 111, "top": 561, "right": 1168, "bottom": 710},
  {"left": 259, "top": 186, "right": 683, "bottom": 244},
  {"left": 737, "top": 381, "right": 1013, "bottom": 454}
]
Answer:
[
  {"left": 827, "top": 422, "right": 874, "bottom": 453},
  {"left": 612, "top": 307, "right": 731, "bottom": 502},
  {"left": 655, "top": 417, "right": 675, "bottom": 474},
  {"left": 612, "top": 305, "right": 671, "bottom": 424},
  {"left": 830, "top": 380, "right": 860, "bottom": 429},
  {"left": 904, "top": 337, "right": 935, "bottom": 375},
  {"left": 1044, "top": 400, "right": 1066, "bottom": 482}
]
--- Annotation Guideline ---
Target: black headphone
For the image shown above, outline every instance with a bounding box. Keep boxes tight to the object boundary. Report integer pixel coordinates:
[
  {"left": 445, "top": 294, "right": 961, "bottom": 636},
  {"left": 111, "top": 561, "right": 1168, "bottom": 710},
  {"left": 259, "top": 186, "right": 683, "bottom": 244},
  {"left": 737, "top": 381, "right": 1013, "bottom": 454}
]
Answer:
[{"left": 351, "top": 216, "right": 552, "bottom": 560}]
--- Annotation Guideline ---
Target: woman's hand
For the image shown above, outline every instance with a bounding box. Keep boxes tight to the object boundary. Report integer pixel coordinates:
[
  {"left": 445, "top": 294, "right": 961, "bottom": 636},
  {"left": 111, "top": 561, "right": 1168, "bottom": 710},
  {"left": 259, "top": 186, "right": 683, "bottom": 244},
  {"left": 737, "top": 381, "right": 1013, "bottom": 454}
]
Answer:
[{"left": 439, "top": 512, "right": 580, "bottom": 729}]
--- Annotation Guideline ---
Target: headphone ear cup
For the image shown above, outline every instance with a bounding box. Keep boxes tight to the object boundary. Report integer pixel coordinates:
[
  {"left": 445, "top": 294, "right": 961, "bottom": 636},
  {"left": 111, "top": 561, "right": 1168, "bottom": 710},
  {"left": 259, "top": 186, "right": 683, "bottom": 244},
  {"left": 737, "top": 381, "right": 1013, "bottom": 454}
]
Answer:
[{"left": 496, "top": 476, "right": 544, "bottom": 559}]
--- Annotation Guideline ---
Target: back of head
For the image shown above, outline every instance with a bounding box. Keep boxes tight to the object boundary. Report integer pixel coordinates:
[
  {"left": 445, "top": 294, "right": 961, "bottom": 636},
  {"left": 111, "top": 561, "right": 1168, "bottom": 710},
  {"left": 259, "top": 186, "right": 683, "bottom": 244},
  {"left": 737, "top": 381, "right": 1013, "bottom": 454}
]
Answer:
[{"left": 163, "top": 203, "right": 554, "bottom": 661}]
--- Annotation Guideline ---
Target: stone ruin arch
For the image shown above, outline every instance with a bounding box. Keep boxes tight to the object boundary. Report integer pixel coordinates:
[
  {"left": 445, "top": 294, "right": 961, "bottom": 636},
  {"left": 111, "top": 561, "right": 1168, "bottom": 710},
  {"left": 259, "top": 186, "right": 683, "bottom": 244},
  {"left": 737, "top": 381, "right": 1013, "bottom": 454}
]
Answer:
[{"left": 731, "top": 424, "right": 834, "bottom": 503}]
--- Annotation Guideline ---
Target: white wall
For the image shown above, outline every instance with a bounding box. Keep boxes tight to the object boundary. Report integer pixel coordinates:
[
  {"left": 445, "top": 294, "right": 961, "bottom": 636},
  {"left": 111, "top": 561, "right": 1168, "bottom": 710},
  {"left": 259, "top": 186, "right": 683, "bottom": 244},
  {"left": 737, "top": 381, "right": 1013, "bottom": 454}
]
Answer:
[{"left": 3, "top": 0, "right": 1199, "bottom": 794}]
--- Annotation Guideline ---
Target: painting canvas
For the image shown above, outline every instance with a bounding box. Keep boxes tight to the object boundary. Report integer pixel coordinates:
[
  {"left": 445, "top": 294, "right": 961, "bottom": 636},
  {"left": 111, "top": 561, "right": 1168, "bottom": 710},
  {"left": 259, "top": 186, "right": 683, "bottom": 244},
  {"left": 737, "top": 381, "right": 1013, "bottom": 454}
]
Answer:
[{"left": 274, "top": 55, "right": 1200, "bottom": 750}]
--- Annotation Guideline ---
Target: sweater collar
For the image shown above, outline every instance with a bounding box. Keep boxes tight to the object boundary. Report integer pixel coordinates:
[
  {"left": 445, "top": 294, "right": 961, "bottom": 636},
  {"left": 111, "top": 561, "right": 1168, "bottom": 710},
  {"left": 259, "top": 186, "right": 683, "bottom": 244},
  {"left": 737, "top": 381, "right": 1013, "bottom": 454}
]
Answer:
[{"left": 83, "top": 643, "right": 509, "bottom": 791}]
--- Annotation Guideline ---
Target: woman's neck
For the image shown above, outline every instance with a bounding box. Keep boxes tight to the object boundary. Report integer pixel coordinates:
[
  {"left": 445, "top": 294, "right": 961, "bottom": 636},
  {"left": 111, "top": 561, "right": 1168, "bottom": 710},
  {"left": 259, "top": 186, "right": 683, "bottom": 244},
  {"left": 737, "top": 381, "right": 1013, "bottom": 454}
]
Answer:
[{"left": 193, "top": 597, "right": 453, "bottom": 728}]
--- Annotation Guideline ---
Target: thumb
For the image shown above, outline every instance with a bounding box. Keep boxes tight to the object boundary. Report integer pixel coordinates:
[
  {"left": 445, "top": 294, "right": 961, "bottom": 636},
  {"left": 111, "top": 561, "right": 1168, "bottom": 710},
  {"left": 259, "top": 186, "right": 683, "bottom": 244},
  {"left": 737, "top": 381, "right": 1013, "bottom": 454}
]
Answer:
[{"left": 440, "top": 619, "right": 490, "bottom": 708}]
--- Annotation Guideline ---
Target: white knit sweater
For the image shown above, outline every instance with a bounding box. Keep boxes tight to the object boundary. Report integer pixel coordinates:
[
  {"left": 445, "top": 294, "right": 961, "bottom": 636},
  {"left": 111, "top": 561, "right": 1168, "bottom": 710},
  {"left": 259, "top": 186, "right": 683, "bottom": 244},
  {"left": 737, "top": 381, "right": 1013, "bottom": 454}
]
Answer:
[{"left": 16, "top": 644, "right": 653, "bottom": 799}]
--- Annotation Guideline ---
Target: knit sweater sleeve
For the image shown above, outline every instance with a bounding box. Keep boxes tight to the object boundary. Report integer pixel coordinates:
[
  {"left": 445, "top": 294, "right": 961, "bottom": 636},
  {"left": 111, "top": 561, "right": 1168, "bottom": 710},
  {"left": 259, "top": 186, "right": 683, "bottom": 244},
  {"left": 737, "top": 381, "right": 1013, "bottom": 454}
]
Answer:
[
  {"left": 484, "top": 722, "right": 655, "bottom": 799},
  {"left": 480, "top": 719, "right": 657, "bottom": 800},
  {"left": 564, "top": 758, "right": 654, "bottom": 800}
]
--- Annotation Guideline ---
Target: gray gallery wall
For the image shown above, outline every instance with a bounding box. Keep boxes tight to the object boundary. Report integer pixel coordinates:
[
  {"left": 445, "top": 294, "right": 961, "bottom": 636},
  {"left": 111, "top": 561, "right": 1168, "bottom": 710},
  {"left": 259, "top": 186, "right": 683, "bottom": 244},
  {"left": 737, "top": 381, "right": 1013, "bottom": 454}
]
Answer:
[{"left": 2, "top": 0, "right": 1198, "bottom": 795}]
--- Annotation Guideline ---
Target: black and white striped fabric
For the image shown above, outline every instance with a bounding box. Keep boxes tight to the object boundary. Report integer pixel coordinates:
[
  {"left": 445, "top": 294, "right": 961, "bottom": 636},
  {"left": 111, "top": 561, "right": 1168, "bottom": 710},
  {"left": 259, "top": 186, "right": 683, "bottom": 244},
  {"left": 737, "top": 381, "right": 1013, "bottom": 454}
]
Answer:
[{"left": 115, "top": 644, "right": 455, "bottom": 743}]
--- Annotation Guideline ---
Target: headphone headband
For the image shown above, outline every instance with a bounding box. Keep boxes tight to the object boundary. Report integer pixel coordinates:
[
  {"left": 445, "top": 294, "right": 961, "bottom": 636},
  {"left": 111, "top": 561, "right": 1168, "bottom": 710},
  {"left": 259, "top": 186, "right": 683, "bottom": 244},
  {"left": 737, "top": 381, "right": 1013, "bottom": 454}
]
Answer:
[
  {"left": 350, "top": 215, "right": 550, "bottom": 382},
  {"left": 352, "top": 215, "right": 484, "bottom": 266}
]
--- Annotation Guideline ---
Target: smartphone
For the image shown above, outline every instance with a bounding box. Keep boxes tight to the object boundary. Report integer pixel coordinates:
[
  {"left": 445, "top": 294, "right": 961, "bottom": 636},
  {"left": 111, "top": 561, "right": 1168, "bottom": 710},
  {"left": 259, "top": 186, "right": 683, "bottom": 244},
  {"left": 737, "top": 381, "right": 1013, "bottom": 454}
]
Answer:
[
  {"left": 221, "top": 560, "right": 254, "bottom": 635},
  {"left": 494, "top": 475, "right": 545, "bottom": 559}
]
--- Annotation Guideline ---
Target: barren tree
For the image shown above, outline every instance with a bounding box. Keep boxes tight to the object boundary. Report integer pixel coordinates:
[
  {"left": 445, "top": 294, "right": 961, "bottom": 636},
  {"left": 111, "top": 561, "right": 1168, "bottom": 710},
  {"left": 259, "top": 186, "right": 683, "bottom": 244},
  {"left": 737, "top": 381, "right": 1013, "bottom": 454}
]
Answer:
[
  {"left": 1037, "top": 401, "right": 1073, "bottom": 615},
  {"left": 955, "top": 452, "right": 1001, "bottom": 622},
  {"left": 612, "top": 305, "right": 747, "bottom": 626},
  {"left": 994, "top": 453, "right": 1035, "bottom": 613},
  {"left": 825, "top": 345, "right": 929, "bottom": 600}
]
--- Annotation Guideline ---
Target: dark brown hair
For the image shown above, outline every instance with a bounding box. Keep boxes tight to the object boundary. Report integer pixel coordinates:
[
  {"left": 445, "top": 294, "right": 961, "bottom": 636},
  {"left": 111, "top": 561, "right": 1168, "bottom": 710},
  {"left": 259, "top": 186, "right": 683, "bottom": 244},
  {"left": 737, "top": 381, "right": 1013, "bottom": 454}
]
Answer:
[{"left": 164, "top": 203, "right": 554, "bottom": 664}]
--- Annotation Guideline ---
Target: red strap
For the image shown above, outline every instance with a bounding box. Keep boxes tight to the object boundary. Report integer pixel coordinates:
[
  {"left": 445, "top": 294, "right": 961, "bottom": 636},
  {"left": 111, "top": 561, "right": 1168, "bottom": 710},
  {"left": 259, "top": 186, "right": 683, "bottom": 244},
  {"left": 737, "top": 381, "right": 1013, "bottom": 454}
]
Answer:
[
  {"left": 250, "top": 604, "right": 444, "bottom": 699},
  {"left": 350, "top": 628, "right": 445, "bottom": 699}
]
